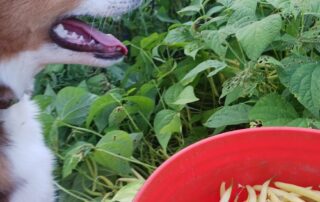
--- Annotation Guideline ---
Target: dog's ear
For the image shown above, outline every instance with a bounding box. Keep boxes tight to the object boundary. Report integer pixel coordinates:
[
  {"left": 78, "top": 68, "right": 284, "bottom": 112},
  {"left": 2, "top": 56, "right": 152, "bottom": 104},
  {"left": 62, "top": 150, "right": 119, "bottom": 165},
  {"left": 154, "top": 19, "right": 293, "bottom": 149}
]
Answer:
[{"left": 0, "top": 86, "right": 17, "bottom": 109}]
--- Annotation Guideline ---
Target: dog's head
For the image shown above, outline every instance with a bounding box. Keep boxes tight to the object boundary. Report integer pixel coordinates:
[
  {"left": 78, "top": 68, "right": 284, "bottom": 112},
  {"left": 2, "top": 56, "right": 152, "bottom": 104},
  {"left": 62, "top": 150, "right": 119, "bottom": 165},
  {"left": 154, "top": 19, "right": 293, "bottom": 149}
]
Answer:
[
  {"left": 0, "top": 0, "right": 141, "bottom": 97},
  {"left": 0, "top": 0, "right": 140, "bottom": 66}
]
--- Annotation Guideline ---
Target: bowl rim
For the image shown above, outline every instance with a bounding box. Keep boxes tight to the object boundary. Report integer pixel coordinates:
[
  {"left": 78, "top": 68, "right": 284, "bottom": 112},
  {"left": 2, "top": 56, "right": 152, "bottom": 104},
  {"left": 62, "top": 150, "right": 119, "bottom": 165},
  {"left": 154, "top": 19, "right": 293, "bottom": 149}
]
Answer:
[{"left": 134, "top": 127, "right": 320, "bottom": 200}]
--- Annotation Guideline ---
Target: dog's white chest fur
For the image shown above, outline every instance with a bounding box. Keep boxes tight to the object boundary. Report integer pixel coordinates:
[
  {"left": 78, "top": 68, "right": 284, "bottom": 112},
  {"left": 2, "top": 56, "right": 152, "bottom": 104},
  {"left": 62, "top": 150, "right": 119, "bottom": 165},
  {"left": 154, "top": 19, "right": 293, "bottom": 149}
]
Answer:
[{"left": 1, "top": 96, "right": 55, "bottom": 202}]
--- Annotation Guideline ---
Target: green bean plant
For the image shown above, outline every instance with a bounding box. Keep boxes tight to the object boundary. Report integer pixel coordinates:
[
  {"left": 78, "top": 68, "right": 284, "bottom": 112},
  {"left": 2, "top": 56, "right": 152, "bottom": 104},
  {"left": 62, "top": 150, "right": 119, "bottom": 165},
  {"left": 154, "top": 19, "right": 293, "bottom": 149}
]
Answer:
[{"left": 34, "top": 0, "right": 320, "bottom": 201}]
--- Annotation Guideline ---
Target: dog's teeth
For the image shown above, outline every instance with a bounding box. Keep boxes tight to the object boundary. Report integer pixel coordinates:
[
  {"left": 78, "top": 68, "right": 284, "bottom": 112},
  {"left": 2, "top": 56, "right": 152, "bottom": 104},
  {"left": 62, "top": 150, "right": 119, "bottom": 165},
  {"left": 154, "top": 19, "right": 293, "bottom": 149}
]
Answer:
[
  {"left": 79, "top": 36, "right": 85, "bottom": 42},
  {"left": 55, "top": 24, "right": 64, "bottom": 31},
  {"left": 70, "top": 32, "right": 79, "bottom": 39},
  {"left": 54, "top": 24, "right": 68, "bottom": 38},
  {"left": 88, "top": 40, "right": 95, "bottom": 45}
]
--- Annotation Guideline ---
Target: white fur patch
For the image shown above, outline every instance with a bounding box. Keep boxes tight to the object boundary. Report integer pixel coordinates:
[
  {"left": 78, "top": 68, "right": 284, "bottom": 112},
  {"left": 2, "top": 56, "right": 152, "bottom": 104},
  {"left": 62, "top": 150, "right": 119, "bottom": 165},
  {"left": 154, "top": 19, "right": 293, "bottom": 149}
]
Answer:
[
  {"left": 0, "top": 51, "right": 40, "bottom": 98},
  {"left": 0, "top": 96, "right": 55, "bottom": 202},
  {"left": 71, "top": 0, "right": 141, "bottom": 17}
]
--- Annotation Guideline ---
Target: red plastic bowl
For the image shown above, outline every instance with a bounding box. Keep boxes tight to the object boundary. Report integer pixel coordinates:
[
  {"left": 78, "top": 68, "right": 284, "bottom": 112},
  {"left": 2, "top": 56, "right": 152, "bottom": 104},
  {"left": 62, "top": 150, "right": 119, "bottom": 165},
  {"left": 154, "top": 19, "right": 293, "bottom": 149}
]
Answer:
[{"left": 135, "top": 127, "right": 320, "bottom": 202}]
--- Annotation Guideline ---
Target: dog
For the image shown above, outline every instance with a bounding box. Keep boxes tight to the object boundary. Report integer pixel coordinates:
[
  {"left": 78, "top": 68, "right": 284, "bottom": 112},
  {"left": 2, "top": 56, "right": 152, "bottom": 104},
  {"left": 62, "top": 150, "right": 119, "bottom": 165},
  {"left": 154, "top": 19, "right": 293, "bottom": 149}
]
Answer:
[{"left": 0, "top": 0, "right": 141, "bottom": 201}]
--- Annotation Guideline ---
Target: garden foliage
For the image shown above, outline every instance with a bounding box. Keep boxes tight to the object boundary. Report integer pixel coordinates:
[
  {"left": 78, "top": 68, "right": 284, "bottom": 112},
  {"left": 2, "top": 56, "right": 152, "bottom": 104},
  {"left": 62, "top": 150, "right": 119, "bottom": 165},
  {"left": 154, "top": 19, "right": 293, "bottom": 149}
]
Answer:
[{"left": 34, "top": 0, "right": 320, "bottom": 201}]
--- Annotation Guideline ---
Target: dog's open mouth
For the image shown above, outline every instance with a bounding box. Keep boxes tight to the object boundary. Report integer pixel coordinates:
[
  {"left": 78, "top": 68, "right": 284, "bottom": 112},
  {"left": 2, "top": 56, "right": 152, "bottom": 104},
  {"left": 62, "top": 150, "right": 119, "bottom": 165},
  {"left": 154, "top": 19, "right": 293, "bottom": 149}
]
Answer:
[{"left": 50, "top": 18, "right": 128, "bottom": 60}]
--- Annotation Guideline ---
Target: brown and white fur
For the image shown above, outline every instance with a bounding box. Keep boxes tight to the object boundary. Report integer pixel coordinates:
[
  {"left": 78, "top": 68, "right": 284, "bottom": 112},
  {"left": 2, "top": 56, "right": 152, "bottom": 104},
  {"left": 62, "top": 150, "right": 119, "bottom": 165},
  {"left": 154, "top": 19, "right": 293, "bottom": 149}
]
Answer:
[{"left": 0, "top": 0, "right": 140, "bottom": 201}]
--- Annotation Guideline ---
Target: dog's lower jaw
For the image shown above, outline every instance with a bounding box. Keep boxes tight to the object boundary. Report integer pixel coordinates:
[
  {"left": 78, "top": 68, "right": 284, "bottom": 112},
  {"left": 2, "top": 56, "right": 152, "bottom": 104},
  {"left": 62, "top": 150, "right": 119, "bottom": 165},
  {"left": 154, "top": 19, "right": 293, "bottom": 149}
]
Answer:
[{"left": 0, "top": 43, "right": 123, "bottom": 100}]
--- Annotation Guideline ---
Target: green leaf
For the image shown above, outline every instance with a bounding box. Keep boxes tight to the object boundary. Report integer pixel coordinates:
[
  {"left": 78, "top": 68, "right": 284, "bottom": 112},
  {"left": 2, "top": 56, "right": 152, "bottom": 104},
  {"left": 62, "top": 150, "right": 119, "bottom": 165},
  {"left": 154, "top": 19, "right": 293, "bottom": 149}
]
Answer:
[
  {"left": 137, "top": 82, "right": 157, "bottom": 99},
  {"left": 228, "top": 0, "right": 257, "bottom": 25},
  {"left": 164, "top": 27, "right": 191, "bottom": 45},
  {"left": 140, "top": 33, "right": 163, "bottom": 49},
  {"left": 220, "top": 65, "right": 257, "bottom": 98},
  {"left": 62, "top": 142, "right": 93, "bottom": 178},
  {"left": 228, "top": 10, "right": 256, "bottom": 28},
  {"left": 202, "top": 30, "right": 229, "bottom": 57},
  {"left": 258, "top": 56, "right": 284, "bottom": 68},
  {"left": 43, "top": 83, "right": 56, "bottom": 97},
  {"left": 278, "top": 56, "right": 312, "bottom": 86},
  {"left": 112, "top": 180, "right": 145, "bottom": 202},
  {"left": 131, "top": 132, "right": 143, "bottom": 149},
  {"left": 225, "top": 86, "right": 244, "bottom": 106},
  {"left": 278, "top": 61, "right": 320, "bottom": 117},
  {"left": 108, "top": 106, "right": 127, "bottom": 128},
  {"left": 184, "top": 40, "right": 204, "bottom": 59},
  {"left": 178, "top": 5, "right": 202, "bottom": 15},
  {"left": 286, "top": 118, "right": 312, "bottom": 128},
  {"left": 164, "top": 84, "right": 199, "bottom": 109},
  {"left": 249, "top": 93, "right": 299, "bottom": 126},
  {"left": 236, "top": 14, "right": 282, "bottom": 60},
  {"left": 164, "top": 83, "right": 185, "bottom": 110},
  {"left": 266, "top": 0, "right": 290, "bottom": 9},
  {"left": 34, "top": 95, "right": 54, "bottom": 112},
  {"left": 206, "top": 5, "right": 225, "bottom": 16},
  {"left": 288, "top": 0, "right": 320, "bottom": 16},
  {"left": 308, "top": 120, "right": 320, "bottom": 129},
  {"left": 55, "top": 87, "right": 96, "bottom": 125},
  {"left": 156, "top": 8, "right": 180, "bottom": 23},
  {"left": 178, "top": 0, "right": 204, "bottom": 16},
  {"left": 154, "top": 110, "right": 181, "bottom": 151},
  {"left": 93, "top": 130, "right": 134, "bottom": 176},
  {"left": 205, "top": 104, "right": 252, "bottom": 128},
  {"left": 231, "top": 0, "right": 257, "bottom": 12},
  {"left": 207, "top": 65, "right": 228, "bottom": 77},
  {"left": 125, "top": 96, "right": 155, "bottom": 118},
  {"left": 217, "top": 0, "right": 233, "bottom": 7},
  {"left": 86, "top": 93, "right": 119, "bottom": 127},
  {"left": 173, "top": 86, "right": 199, "bottom": 105},
  {"left": 86, "top": 74, "right": 109, "bottom": 94},
  {"left": 181, "top": 60, "right": 227, "bottom": 85}
]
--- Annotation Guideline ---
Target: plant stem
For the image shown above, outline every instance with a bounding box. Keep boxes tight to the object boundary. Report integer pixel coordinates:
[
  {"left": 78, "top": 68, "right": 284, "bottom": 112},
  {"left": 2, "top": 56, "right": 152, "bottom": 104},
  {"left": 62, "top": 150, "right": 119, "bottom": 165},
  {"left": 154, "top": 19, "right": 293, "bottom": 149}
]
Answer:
[
  {"left": 54, "top": 182, "right": 91, "bottom": 202},
  {"left": 95, "top": 148, "right": 156, "bottom": 170},
  {"left": 60, "top": 122, "right": 104, "bottom": 138}
]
